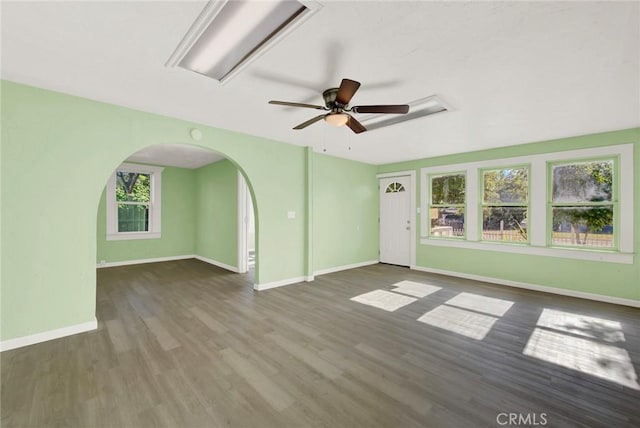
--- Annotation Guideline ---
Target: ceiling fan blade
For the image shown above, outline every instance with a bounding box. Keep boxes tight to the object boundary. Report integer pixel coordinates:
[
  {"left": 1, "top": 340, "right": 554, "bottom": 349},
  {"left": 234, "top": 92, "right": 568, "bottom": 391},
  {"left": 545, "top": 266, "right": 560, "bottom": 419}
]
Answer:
[
  {"left": 269, "top": 100, "right": 326, "bottom": 110},
  {"left": 351, "top": 105, "right": 410, "bottom": 114},
  {"left": 335, "top": 79, "right": 361, "bottom": 105},
  {"left": 293, "top": 114, "right": 327, "bottom": 130},
  {"left": 346, "top": 115, "right": 367, "bottom": 134}
]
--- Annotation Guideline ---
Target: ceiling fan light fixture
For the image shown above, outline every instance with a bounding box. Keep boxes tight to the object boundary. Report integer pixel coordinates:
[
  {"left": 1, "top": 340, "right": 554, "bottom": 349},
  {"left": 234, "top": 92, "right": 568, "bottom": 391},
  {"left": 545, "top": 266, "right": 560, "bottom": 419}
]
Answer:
[{"left": 325, "top": 113, "right": 349, "bottom": 127}]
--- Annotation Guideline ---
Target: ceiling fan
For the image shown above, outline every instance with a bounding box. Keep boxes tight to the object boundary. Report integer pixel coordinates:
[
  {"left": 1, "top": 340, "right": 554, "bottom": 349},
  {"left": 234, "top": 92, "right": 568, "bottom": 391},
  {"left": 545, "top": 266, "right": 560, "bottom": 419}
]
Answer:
[{"left": 269, "top": 78, "right": 409, "bottom": 134}]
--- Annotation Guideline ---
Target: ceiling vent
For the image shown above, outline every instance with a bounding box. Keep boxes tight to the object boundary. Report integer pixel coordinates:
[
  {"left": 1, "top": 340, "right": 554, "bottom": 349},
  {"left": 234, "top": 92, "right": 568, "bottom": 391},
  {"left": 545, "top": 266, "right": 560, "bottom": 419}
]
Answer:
[
  {"left": 359, "top": 95, "right": 450, "bottom": 131},
  {"left": 166, "top": 0, "right": 320, "bottom": 84}
]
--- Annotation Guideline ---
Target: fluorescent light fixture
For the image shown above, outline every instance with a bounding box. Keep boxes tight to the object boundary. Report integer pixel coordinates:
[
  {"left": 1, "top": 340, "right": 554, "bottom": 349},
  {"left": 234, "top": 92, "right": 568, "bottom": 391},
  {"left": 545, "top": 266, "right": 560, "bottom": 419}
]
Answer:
[
  {"left": 325, "top": 113, "right": 349, "bottom": 127},
  {"left": 359, "top": 95, "right": 450, "bottom": 131},
  {"left": 167, "top": 0, "right": 320, "bottom": 84}
]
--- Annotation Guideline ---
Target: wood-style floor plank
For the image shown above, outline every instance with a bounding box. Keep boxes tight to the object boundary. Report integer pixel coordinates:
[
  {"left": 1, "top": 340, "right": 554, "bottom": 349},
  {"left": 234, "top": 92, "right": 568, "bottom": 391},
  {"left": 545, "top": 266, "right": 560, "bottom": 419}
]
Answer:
[{"left": 2, "top": 260, "right": 640, "bottom": 427}]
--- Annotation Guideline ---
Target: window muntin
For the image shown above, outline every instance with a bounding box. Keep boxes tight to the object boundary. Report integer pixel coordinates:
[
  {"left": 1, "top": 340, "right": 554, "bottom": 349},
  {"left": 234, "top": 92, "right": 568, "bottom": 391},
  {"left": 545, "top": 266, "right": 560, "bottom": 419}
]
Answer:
[
  {"left": 481, "top": 167, "right": 529, "bottom": 243},
  {"left": 549, "top": 159, "right": 615, "bottom": 249},
  {"left": 429, "top": 173, "right": 465, "bottom": 238},
  {"left": 106, "top": 163, "right": 162, "bottom": 240}
]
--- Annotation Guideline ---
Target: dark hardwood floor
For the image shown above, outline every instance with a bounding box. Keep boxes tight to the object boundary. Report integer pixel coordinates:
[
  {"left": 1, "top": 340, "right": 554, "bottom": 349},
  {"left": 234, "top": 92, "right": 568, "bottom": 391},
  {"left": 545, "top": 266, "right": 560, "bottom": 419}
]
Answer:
[{"left": 2, "top": 260, "right": 639, "bottom": 427}]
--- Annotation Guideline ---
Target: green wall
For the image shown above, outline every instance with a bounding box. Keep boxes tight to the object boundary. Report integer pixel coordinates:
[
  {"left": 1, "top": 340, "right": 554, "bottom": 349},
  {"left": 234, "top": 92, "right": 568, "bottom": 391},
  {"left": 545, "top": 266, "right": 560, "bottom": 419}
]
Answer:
[
  {"left": 378, "top": 128, "right": 640, "bottom": 301},
  {"left": 5, "top": 77, "right": 633, "bottom": 346},
  {"left": 195, "top": 160, "right": 239, "bottom": 267},
  {"left": 0, "top": 81, "right": 308, "bottom": 341},
  {"left": 97, "top": 154, "right": 380, "bottom": 274},
  {"left": 96, "top": 166, "right": 197, "bottom": 263},
  {"left": 1, "top": 81, "right": 381, "bottom": 342},
  {"left": 312, "top": 153, "right": 379, "bottom": 271},
  {"left": 96, "top": 161, "right": 240, "bottom": 269}
]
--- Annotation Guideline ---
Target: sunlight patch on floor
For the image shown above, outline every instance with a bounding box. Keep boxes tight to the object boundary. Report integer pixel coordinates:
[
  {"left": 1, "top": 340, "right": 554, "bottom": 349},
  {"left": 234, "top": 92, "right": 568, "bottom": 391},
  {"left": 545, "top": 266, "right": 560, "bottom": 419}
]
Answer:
[
  {"left": 417, "top": 305, "right": 498, "bottom": 340},
  {"left": 350, "top": 290, "right": 417, "bottom": 312},
  {"left": 523, "top": 328, "right": 639, "bottom": 390},
  {"left": 537, "top": 308, "right": 625, "bottom": 343},
  {"left": 391, "top": 281, "right": 442, "bottom": 298},
  {"left": 445, "top": 292, "right": 514, "bottom": 317}
]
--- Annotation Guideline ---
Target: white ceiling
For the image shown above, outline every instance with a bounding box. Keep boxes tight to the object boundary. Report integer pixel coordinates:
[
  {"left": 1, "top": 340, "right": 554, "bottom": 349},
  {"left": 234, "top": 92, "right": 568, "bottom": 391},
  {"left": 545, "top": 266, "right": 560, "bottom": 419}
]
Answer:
[
  {"left": 127, "top": 144, "right": 224, "bottom": 169},
  {"left": 2, "top": 1, "right": 638, "bottom": 165}
]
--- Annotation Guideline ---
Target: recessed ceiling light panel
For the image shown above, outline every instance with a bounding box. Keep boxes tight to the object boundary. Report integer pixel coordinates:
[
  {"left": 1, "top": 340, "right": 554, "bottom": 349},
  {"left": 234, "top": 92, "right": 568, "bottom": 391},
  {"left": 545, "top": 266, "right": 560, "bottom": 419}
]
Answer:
[
  {"left": 359, "top": 95, "right": 450, "bottom": 131},
  {"left": 167, "top": 0, "right": 320, "bottom": 84}
]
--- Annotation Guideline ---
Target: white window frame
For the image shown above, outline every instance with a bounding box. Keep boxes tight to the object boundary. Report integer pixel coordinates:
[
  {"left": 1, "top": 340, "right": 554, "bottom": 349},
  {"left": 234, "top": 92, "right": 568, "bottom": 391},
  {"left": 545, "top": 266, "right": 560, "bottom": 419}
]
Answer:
[
  {"left": 420, "top": 144, "right": 633, "bottom": 264},
  {"left": 427, "top": 172, "right": 467, "bottom": 239},
  {"left": 548, "top": 157, "right": 617, "bottom": 250},
  {"left": 480, "top": 165, "right": 530, "bottom": 244},
  {"left": 106, "top": 163, "right": 163, "bottom": 241}
]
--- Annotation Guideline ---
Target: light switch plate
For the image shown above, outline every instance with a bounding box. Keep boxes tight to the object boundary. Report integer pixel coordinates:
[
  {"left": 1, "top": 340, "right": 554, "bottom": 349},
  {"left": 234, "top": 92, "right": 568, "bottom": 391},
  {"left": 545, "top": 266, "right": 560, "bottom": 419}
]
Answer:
[{"left": 287, "top": 211, "right": 296, "bottom": 219}]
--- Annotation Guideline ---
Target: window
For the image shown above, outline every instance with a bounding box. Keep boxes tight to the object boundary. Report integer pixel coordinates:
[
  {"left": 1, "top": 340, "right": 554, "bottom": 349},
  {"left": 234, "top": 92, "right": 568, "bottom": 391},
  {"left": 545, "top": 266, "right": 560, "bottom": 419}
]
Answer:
[
  {"left": 549, "top": 158, "right": 615, "bottom": 249},
  {"left": 107, "top": 163, "right": 163, "bottom": 240},
  {"left": 385, "top": 182, "right": 406, "bottom": 193},
  {"left": 429, "top": 173, "right": 465, "bottom": 238},
  {"left": 419, "top": 143, "right": 632, "bottom": 264},
  {"left": 481, "top": 166, "right": 529, "bottom": 243}
]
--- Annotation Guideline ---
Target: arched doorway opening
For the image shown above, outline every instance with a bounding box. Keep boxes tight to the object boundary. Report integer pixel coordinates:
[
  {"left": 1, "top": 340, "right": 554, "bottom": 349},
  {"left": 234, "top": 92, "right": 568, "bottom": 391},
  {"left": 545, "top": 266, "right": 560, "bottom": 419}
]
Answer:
[{"left": 95, "top": 143, "right": 259, "bottom": 287}]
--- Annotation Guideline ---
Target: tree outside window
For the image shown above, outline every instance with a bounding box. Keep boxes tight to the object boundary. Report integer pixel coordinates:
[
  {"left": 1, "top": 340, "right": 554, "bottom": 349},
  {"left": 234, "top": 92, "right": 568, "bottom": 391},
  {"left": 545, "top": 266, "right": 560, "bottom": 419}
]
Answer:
[
  {"left": 429, "top": 173, "right": 465, "bottom": 238},
  {"left": 550, "top": 159, "right": 614, "bottom": 248},
  {"left": 482, "top": 167, "right": 529, "bottom": 242},
  {"left": 116, "top": 172, "right": 151, "bottom": 232}
]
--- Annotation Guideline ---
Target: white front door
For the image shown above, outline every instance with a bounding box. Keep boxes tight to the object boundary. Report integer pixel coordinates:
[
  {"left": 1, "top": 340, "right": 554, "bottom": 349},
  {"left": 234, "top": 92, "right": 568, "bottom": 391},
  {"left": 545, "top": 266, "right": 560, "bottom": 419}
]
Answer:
[{"left": 379, "top": 175, "right": 411, "bottom": 266}]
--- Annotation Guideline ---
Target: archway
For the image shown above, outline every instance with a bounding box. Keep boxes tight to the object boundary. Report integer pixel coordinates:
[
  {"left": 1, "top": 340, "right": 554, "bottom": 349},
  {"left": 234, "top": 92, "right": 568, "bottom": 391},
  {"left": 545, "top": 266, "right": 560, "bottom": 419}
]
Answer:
[{"left": 95, "top": 142, "right": 260, "bottom": 288}]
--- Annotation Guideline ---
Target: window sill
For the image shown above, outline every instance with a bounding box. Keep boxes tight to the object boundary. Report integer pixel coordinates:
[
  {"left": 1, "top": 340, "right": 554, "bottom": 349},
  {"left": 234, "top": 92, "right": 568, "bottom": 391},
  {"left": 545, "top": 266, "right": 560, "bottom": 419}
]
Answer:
[
  {"left": 107, "top": 232, "right": 161, "bottom": 241},
  {"left": 419, "top": 238, "right": 633, "bottom": 264}
]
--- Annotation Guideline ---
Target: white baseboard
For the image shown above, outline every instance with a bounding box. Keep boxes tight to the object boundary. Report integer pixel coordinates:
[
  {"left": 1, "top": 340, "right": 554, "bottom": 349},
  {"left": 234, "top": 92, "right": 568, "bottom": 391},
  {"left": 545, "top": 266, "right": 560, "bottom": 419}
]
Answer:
[
  {"left": 97, "top": 254, "right": 194, "bottom": 268},
  {"left": 314, "top": 260, "right": 379, "bottom": 276},
  {"left": 254, "top": 276, "right": 307, "bottom": 291},
  {"left": 95, "top": 256, "right": 381, "bottom": 293},
  {"left": 0, "top": 318, "right": 98, "bottom": 352},
  {"left": 254, "top": 261, "right": 379, "bottom": 291},
  {"left": 193, "top": 255, "right": 240, "bottom": 273},
  {"left": 96, "top": 254, "right": 241, "bottom": 274},
  {"left": 412, "top": 266, "right": 640, "bottom": 308}
]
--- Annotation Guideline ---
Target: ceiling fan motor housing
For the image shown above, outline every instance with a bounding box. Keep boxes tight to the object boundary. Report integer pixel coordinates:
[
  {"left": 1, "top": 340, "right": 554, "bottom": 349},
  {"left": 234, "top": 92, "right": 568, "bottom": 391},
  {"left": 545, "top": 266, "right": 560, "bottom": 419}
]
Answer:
[{"left": 323, "top": 88, "right": 341, "bottom": 109}]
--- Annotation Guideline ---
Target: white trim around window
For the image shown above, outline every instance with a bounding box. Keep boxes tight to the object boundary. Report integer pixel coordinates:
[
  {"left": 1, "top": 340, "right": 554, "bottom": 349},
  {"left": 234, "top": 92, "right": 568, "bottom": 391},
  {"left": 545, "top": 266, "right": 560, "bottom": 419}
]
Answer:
[
  {"left": 106, "top": 163, "right": 163, "bottom": 241},
  {"left": 420, "top": 144, "right": 634, "bottom": 264}
]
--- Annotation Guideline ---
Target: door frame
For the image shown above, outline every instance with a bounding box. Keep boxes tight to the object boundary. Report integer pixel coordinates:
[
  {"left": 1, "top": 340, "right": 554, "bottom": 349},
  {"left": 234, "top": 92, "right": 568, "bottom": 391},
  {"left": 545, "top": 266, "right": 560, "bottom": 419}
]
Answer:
[
  {"left": 376, "top": 170, "right": 417, "bottom": 269},
  {"left": 237, "top": 171, "right": 252, "bottom": 274}
]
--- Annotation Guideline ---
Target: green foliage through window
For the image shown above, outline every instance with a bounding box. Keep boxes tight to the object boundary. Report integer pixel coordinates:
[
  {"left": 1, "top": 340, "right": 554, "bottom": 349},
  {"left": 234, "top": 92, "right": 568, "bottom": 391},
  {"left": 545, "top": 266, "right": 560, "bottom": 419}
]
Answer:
[
  {"left": 431, "top": 174, "right": 465, "bottom": 205},
  {"left": 482, "top": 167, "right": 529, "bottom": 242},
  {"left": 116, "top": 172, "right": 150, "bottom": 203},
  {"left": 551, "top": 160, "right": 614, "bottom": 248},
  {"left": 429, "top": 174, "right": 466, "bottom": 238},
  {"left": 115, "top": 171, "right": 151, "bottom": 232}
]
